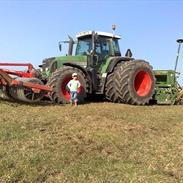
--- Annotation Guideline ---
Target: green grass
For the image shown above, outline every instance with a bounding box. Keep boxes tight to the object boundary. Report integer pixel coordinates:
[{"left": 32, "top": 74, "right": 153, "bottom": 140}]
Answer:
[{"left": 0, "top": 99, "right": 183, "bottom": 182}]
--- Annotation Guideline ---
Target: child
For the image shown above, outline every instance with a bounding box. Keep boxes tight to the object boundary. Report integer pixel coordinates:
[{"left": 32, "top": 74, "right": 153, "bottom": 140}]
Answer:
[{"left": 67, "top": 73, "right": 81, "bottom": 106}]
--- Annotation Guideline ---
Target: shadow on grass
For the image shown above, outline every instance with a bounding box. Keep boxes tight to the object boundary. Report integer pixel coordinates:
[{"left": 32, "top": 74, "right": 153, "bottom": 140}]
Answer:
[
  {"left": 0, "top": 94, "right": 107, "bottom": 107},
  {"left": 0, "top": 95, "right": 165, "bottom": 107},
  {"left": 0, "top": 98, "right": 56, "bottom": 107}
]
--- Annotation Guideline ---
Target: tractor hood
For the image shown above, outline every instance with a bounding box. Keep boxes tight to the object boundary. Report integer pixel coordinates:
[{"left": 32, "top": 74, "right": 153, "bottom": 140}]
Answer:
[
  {"left": 42, "top": 55, "right": 87, "bottom": 78},
  {"left": 55, "top": 55, "right": 87, "bottom": 68}
]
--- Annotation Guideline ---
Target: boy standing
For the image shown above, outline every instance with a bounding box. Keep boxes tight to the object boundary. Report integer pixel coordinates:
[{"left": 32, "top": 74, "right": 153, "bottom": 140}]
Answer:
[{"left": 67, "top": 73, "right": 81, "bottom": 106}]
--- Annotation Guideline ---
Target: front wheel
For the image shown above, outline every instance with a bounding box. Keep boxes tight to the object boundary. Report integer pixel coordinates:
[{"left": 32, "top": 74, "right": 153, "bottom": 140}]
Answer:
[{"left": 47, "top": 66, "right": 88, "bottom": 104}]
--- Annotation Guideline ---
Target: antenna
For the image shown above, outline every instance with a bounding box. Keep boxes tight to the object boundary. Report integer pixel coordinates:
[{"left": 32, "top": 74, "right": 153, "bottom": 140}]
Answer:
[
  {"left": 174, "top": 39, "right": 183, "bottom": 73},
  {"left": 112, "top": 24, "right": 117, "bottom": 36},
  {"left": 174, "top": 39, "right": 183, "bottom": 84}
]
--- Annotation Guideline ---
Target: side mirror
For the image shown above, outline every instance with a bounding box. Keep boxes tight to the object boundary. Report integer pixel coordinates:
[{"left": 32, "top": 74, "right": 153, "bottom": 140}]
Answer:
[
  {"left": 125, "top": 49, "right": 132, "bottom": 58},
  {"left": 58, "top": 42, "right": 62, "bottom": 52}
]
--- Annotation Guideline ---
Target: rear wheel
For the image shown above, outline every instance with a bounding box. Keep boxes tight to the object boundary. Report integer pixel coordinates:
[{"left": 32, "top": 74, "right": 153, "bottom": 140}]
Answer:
[
  {"left": 105, "top": 63, "right": 122, "bottom": 102},
  {"left": 47, "top": 66, "right": 88, "bottom": 104},
  {"left": 105, "top": 72, "right": 117, "bottom": 102},
  {"left": 114, "top": 60, "right": 155, "bottom": 105}
]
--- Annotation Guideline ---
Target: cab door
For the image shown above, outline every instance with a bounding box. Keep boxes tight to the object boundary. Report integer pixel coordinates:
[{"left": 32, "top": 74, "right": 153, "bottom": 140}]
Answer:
[{"left": 94, "top": 38, "right": 111, "bottom": 72}]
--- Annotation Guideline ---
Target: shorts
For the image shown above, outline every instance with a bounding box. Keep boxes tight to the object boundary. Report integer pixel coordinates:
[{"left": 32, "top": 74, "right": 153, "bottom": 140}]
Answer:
[{"left": 70, "top": 91, "right": 78, "bottom": 102}]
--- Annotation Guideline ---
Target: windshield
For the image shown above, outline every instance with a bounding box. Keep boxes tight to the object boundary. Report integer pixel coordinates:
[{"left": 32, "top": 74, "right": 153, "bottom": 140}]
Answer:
[
  {"left": 95, "top": 38, "right": 110, "bottom": 57},
  {"left": 112, "top": 39, "right": 120, "bottom": 54},
  {"left": 75, "top": 38, "right": 92, "bottom": 55}
]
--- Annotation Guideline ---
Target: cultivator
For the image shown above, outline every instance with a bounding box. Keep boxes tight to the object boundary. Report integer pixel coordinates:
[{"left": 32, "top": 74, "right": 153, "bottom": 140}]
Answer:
[{"left": 0, "top": 63, "right": 52, "bottom": 103}]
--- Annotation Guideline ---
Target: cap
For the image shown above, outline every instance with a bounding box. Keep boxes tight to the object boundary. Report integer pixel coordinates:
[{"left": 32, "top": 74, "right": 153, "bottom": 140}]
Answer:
[{"left": 72, "top": 73, "right": 78, "bottom": 77}]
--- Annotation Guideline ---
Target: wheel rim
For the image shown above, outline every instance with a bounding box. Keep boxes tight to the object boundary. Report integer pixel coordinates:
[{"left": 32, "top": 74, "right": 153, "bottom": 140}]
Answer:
[
  {"left": 23, "top": 79, "right": 44, "bottom": 102},
  {"left": 9, "top": 78, "right": 44, "bottom": 102},
  {"left": 61, "top": 77, "right": 82, "bottom": 101},
  {"left": 24, "top": 88, "right": 43, "bottom": 101},
  {"left": 134, "top": 71, "right": 152, "bottom": 96}
]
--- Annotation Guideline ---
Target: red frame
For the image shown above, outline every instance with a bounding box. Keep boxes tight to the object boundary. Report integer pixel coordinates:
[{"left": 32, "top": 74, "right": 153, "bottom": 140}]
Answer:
[
  {"left": 0, "top": 63, "right": 52, "bottom": 92},
  {"left": 0, "top": 63, "right": 34, "bottom": 78}
]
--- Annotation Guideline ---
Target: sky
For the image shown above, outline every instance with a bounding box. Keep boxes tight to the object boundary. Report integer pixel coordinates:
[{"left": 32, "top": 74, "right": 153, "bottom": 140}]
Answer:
[{"left": 0, "top": 0, "right": 183, "bottom": 81}]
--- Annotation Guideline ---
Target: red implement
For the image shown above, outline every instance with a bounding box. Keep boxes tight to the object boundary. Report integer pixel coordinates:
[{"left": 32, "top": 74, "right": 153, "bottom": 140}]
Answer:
[
  {"left": 0, "top": 63, "right": 34, "bottom": 77},
  {"left": 0, "top": 63, "right": 52, "bottom": 92}
]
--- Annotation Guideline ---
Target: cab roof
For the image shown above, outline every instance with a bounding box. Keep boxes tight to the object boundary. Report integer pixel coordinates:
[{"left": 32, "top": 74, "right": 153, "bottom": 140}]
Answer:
[{"left": 76, "top": 31, "right": 121, "bottom": 39}]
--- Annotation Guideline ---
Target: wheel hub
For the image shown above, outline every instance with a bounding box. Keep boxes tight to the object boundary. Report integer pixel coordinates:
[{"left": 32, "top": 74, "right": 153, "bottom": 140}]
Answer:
[{"left": 134, "top": 71, "right": 152, "bottom": 97}]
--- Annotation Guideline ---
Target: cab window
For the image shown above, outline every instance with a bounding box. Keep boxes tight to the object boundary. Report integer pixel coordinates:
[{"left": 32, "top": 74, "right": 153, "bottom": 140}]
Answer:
[
  {"left": 112, "top": 39, "right": 121, "bottom": 55},
  {"left": 96, "top": 38, "right": 110, "bottom": 57},
  {"left": 75, "top": 38, "right": 92, "bottom": 55}
]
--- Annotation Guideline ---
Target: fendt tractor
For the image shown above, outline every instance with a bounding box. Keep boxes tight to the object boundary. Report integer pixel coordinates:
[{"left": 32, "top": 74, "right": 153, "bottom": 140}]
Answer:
[{"left": 0, "top": 28, "right": 183, "bottom": 105}]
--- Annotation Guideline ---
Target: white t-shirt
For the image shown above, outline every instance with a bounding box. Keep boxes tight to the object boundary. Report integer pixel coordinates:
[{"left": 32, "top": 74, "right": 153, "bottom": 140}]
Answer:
[{"left": 67, "top": 79, "right": 81, "bottom": 92}]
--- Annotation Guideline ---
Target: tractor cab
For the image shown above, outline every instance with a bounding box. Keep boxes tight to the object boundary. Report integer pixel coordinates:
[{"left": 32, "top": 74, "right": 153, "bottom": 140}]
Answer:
[{"left": 75, "top": 31, "right": 121, "bottom": 69}]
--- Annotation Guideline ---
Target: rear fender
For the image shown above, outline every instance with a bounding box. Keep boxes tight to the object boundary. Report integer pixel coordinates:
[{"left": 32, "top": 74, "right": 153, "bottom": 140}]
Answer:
[
  {"left": 106, "top": 57, "right": 134, "bottom": 73},
  {"left": 100, "top": 57, "right": 134, "bottom": 93}
]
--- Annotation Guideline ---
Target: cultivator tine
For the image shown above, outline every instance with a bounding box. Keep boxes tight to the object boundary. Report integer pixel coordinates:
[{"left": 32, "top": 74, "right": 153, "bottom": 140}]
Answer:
[{"left": 0, "top": 69, "right": 13, "bottom": 85}]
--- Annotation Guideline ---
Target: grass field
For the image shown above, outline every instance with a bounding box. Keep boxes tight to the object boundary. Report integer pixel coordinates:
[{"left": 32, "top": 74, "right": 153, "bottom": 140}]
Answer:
[{"left": 0, "top": 99, "right": 183, "bottom": 183}]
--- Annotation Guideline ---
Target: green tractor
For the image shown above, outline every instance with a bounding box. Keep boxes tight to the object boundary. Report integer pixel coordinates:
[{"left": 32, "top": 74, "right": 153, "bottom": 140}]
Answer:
[{"left": 40, "top": 30, "right": 155, "bottom": 105}]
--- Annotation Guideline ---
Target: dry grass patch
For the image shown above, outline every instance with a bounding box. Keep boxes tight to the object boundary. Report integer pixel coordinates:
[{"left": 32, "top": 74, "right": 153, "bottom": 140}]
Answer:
[{"left": 0, "top": 100, "right": 183, "bottom": 182}]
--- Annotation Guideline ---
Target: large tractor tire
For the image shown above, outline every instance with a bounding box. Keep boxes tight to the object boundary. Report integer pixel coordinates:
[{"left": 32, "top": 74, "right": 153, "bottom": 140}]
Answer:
[
  {"left": 47, "top": 66, "right": 88, "bottom": 104},
  {"left": 114, "top": 60, "right": 155, "bottom": 105},
  {"left": 105, "top": 64, "right": 121, "bottom": 102},
  {"left": 105, "top": 72, "right": 116, "bottom": 102},
  {"left": 9, "top": 78, "right": 45, "bottom": 103}
]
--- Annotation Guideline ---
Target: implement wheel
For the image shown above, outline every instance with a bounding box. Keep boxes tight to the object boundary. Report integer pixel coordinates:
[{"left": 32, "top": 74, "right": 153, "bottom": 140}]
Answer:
[
  {"left": 47, "top": 66, "right": 88, "bottom": 104},
  {"left": 9, "top": 78, "right": 45, "bottom": 103}
]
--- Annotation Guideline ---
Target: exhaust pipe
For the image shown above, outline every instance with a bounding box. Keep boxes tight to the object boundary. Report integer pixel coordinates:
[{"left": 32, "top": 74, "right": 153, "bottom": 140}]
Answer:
[{"left": 68, "top": 36, "right": 74, "bottom": 56}]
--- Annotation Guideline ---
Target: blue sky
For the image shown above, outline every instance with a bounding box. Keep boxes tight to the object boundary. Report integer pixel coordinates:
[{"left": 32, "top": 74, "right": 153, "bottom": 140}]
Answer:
[{"left": 0, "top": 0, "right": 183, "bottom": 81}]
